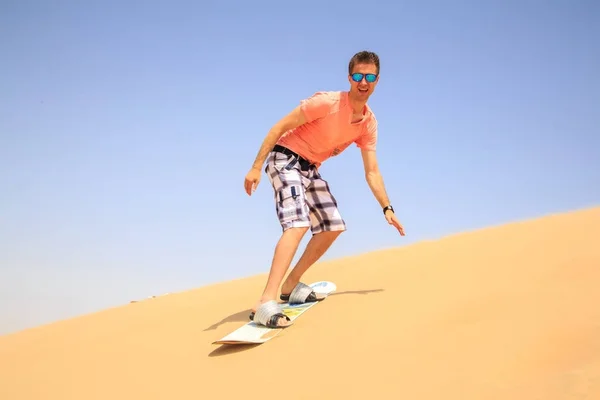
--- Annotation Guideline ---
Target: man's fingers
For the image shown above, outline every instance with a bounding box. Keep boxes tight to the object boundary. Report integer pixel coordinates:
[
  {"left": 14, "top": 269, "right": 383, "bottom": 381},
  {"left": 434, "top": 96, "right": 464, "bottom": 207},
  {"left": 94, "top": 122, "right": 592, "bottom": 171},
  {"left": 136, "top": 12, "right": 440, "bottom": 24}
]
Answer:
[
  {"left": 385, "top": 214, "right": 405, "bottom": 235},
  {"left": 245, "top": 177, "right": 259, "bottom": 196},
  {"left": 398, "top": 224, "right": 405, "bottom": 236},
  {"left": 393, "top": 218, "right": 405, "bottom": 236}
]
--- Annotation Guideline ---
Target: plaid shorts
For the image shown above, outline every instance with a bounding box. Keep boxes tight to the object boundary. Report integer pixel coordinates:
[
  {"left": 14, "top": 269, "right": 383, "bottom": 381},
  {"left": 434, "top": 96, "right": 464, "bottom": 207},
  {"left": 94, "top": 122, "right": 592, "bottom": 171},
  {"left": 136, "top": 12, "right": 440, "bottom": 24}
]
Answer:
[{"left": 264, "top": 148, "right": 347, "bottom": 234}]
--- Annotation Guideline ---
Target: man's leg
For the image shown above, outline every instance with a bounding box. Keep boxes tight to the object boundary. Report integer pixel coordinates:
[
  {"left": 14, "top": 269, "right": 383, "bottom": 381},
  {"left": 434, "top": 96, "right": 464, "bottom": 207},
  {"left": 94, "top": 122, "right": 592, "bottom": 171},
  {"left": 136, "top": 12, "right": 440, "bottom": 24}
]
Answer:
[
  {"left": 251, "top": 150, "right": 312, "bottom": 327},
  {"left": 252, "top": 226, "right": 308, "bottom": 315},
  {"left": 281, "top": 230, "right": 342, "bottom": 294},
  {"left": 282, "top": 169, "right": 346, "bottom": 294}
]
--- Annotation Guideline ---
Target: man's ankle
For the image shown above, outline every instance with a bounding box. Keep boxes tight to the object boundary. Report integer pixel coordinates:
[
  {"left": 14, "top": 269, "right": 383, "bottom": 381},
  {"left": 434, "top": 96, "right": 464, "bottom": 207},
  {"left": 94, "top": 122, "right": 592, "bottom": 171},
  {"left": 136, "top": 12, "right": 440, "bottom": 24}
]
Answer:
[{"left": 283, "top": 274, "right": 300, "bottom": 291}]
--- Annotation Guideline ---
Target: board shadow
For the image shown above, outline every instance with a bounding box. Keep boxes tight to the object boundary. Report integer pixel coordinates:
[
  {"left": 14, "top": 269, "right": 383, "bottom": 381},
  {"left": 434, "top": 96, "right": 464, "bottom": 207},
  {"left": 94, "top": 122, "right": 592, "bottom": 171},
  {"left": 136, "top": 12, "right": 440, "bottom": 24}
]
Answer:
[
  {"left": 208, "top": 343, "right": 261, "bottom": 357},
  {"left": 204, "top": 309, "right": 253, "bottom": 332}
]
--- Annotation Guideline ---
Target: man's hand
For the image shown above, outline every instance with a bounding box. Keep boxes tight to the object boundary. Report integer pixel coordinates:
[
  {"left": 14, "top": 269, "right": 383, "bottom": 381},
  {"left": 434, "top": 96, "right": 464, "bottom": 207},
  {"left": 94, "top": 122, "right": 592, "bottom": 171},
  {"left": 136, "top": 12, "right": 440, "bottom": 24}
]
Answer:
[
  {"left": 244, "top": 167, "right": 262, "bottom": 196},
  {"left": 385, "top": 210, "right": 405, "bottom": 236}
]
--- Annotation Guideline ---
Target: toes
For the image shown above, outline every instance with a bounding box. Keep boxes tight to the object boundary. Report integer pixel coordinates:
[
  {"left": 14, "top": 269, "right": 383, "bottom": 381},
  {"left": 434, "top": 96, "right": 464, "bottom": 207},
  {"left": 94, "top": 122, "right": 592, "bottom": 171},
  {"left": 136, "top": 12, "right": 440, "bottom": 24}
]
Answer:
[{"left": 268, "top": 313, "right": 291, "bottom": 328}]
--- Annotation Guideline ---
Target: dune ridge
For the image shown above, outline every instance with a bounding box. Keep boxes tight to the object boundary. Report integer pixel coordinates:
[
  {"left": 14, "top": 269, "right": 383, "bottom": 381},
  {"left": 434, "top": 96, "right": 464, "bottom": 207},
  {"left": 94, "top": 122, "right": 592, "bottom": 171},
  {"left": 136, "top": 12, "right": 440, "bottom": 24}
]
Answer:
[{"left": 1, "top": 205, "right": 599, "bottom": 399}]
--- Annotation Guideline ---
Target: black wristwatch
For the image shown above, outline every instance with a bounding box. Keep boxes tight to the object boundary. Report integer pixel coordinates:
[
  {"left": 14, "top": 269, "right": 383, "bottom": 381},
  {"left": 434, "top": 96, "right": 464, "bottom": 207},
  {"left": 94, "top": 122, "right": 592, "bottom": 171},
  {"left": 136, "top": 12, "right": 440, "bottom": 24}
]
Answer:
[{"left": 382, "top": 205, "right": 394, "bottom": 214}]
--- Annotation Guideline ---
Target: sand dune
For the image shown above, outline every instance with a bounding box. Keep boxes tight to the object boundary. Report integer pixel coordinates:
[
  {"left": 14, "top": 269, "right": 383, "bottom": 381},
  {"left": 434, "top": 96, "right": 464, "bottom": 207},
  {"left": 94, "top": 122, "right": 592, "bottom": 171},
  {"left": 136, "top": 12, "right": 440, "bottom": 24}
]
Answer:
[{"left": 1, "top": 206, "right": 600, "bottom": 399}]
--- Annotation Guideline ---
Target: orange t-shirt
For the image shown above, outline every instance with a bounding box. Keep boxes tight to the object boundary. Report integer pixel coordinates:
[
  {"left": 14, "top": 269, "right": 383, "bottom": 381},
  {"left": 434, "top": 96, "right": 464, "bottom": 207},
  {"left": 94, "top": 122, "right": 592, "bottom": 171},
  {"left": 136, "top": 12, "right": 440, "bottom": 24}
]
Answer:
[{"left": 276, "top": 91, "right": 378, "bottom": 167}]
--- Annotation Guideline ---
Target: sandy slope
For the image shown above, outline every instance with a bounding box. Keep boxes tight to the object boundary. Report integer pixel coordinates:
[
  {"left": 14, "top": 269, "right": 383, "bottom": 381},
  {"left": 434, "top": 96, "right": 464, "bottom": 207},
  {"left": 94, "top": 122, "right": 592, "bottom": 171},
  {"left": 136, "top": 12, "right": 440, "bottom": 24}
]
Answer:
[{"left": 1, "top": 206, "right": 600, "bottom": 399}]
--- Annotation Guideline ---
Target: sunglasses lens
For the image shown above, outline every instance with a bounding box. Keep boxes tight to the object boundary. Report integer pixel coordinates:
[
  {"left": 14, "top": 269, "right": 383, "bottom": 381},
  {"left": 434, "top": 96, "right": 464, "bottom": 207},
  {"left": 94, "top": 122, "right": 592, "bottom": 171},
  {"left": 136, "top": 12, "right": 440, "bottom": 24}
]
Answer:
[{"left": 352, "top": 73, "right": 377, "bottom": 83}]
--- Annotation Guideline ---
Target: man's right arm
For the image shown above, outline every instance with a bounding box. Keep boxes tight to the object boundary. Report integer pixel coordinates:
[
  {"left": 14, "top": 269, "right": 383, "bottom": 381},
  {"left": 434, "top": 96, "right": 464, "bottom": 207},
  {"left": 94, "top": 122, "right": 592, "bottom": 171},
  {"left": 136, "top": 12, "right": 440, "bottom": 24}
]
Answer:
[
  {"left": 249, "top": 105, "right": 307, "bottom": 171},
  {"left": 249, "top": 91, "right": 334, "bottom": 171}
]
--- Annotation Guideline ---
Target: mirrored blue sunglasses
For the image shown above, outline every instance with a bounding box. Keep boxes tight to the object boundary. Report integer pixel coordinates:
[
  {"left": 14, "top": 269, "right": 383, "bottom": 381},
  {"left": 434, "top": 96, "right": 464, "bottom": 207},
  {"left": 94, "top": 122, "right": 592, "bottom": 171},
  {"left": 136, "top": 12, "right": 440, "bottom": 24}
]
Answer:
[{"left": 351, "top": 73, "right": 377, "bottom": 83}]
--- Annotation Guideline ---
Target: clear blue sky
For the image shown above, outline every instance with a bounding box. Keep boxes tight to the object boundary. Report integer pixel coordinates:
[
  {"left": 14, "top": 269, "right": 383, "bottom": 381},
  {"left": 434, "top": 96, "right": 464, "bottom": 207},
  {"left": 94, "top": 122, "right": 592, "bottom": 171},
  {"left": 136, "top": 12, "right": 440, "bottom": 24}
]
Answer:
[{"left": 1, "top": 0, "right": 599, "bottom": 335}]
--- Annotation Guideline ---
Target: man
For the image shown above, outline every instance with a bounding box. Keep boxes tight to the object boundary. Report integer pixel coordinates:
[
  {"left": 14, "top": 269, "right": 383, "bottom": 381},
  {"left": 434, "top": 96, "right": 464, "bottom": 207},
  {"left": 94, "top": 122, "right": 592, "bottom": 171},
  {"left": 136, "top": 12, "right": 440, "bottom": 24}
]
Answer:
[{"left": 243, "top": 50, "right": 404, "bottom": 328}]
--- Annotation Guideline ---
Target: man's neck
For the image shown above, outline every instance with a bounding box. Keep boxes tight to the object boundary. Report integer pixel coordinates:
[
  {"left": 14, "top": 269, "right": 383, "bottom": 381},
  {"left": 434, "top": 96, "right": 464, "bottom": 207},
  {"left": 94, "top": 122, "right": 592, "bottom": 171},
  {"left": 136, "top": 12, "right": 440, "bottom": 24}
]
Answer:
[{"left": 348, "top": 91, "right": 367, "bottom": 114}]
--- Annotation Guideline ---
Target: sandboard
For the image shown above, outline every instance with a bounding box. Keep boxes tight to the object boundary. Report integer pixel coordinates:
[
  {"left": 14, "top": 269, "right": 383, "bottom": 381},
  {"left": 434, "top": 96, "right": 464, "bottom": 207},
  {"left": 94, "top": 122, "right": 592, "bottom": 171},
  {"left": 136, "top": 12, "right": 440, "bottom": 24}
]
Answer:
[{"left": 212, "top": 281, "right": 336, "bottom": 345}]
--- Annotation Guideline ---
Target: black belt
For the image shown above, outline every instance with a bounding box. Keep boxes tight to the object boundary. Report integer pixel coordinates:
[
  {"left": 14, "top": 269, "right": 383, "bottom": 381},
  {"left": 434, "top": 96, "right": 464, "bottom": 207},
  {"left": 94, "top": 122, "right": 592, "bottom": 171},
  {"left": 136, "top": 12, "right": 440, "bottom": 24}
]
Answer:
[{"left": 272, "top": 144, "right": 314, "bottom": 171}]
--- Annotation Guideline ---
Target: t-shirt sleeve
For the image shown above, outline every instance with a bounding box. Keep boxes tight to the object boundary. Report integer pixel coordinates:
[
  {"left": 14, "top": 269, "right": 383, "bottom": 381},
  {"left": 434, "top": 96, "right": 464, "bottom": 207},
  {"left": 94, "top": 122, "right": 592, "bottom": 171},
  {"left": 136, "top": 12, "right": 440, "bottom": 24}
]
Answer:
[
  {"left": 300, "top": 91, "right": 336, "bottom": 123},
  {"left": 355, "top": 117, "right": 378, "bottom": 151}
]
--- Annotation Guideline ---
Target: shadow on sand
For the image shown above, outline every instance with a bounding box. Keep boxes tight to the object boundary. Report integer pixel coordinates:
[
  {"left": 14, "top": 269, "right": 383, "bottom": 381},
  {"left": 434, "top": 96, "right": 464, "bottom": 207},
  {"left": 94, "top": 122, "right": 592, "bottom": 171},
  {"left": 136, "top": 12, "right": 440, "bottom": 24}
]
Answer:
[{"left": 207, "top": 288, "right": 384, "bottom": 357}]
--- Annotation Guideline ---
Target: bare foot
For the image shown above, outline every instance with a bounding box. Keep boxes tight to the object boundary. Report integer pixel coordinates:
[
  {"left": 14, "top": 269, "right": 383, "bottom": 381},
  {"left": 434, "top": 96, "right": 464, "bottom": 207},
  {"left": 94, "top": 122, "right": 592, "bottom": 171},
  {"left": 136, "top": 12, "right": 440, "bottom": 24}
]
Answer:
[
  {"left": 251, "top": 296, "right": 273, "bottom": 314},
  {"left": 280, "top": 279, "right": 299, "bottom": 297},
  {"left": 280, "top": 280, "right": 326, "bottom": 303},
  {"left": 250, "top": 297, "right": 292, "bottom": 328}
]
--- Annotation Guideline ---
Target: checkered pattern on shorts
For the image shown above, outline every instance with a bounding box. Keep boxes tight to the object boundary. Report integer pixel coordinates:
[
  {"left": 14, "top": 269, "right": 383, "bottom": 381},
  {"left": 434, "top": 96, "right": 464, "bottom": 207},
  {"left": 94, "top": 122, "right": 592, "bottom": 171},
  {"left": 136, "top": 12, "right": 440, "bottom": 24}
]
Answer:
[{"left": 264, "top": 149, "right": 347, "bottom": 234}]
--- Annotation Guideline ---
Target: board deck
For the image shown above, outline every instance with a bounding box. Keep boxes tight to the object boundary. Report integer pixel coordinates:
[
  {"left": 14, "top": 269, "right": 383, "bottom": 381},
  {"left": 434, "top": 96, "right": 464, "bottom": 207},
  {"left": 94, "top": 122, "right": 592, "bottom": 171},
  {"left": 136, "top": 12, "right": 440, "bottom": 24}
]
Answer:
[{"left": 212, "top": 281, "right": 336, "bottom": 345}]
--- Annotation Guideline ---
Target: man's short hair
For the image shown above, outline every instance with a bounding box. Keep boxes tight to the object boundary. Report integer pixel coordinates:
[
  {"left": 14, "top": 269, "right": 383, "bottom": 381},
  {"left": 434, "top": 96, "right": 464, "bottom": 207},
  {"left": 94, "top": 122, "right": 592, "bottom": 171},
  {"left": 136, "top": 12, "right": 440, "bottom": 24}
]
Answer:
[{"left": 348, "top": 51, "right": 380, "bottom": 75}]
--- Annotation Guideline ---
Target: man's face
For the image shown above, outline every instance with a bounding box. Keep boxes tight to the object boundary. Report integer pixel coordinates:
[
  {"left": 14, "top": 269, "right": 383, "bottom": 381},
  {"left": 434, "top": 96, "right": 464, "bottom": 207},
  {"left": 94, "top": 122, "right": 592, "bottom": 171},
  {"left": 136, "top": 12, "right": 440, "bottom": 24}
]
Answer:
[{"left": 348, "top": 62, "right": 379, "bottom": 100}]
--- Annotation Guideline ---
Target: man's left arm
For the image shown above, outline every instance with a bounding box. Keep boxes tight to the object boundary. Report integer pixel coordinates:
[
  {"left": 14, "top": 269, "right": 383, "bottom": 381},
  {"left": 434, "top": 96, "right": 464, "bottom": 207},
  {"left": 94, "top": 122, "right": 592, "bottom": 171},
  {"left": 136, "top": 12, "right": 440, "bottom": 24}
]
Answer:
[
  {"left": 361, "top": 149, "right": 405, "bottom": 236},
  {"left": 361, "top": 149, "right": 390, "bottom": 208}
]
